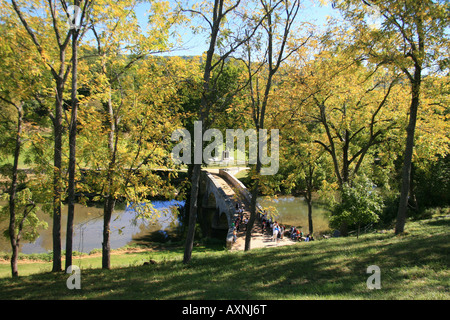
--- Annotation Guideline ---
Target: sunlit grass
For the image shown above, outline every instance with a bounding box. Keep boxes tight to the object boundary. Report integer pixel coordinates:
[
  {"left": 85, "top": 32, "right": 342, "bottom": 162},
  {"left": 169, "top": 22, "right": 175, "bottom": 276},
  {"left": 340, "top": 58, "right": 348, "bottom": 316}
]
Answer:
[{"left": 0, "top": 217, "right": 448, "bottom": 300}]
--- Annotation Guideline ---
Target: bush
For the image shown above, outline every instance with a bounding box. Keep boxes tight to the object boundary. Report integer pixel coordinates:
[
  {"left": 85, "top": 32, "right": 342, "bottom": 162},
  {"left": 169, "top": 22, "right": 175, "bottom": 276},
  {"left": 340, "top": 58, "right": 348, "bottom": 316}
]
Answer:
[
  {"left": 330, "top": 175, "right": 384, "bottom": 238},
  {"left": 377, "top": 193, "right": 400, "bottom": 227},
  {"left": 89, "top": 248, "right": 102, "bottom": 255},
  {"left": 415, "top": 206, "right": 450, "bottom": 220}
]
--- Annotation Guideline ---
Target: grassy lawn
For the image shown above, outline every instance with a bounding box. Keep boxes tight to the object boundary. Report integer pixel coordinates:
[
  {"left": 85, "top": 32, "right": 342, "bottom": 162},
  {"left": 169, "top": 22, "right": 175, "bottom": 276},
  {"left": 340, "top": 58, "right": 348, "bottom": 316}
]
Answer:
[{"left": 0, "top": 217, "right": 448, "bottom": 300}]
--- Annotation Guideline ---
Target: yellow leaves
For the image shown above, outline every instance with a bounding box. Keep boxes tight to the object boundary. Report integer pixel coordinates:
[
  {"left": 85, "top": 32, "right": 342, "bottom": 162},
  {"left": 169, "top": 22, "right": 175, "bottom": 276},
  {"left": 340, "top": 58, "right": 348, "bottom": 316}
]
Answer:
[{"left": 412, "top": 74, "right": 450, "bottom": 161}]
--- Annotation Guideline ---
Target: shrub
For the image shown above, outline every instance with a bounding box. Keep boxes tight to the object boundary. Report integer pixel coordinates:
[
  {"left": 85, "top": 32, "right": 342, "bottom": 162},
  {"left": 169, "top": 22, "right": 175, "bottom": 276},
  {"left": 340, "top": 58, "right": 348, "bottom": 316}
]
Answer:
[{"left": 330, "top": 175, "right": 384, "bottom": 238}]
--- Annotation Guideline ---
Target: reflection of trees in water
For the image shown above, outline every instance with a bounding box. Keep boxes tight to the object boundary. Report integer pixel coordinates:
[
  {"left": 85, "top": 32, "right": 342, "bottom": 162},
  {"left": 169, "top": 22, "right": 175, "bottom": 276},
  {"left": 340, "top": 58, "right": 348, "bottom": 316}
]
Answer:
[
  {"left": 0, "top": 201, "right": 185, "bottom": 253},
  {"left": 258, "top": 196, "right": 329, "bottom": 232},
  {"left": 130, "top": 201, "right": 185, "bottom": 245},
  {"left": 73, "top": 212, "right": 105, "bottom": 253}
]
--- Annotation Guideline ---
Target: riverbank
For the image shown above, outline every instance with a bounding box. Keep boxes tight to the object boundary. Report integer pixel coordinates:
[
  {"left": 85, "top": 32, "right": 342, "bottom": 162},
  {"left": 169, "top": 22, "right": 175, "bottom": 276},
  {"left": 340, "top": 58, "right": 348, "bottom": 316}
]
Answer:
[{"left": 0, "top": 216, "right": 448, "bottom": 299}]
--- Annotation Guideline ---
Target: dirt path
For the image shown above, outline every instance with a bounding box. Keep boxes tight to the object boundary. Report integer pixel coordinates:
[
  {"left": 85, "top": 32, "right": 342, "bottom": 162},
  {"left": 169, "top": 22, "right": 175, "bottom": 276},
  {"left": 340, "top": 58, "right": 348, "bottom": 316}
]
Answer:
[{"left": 231, "top": 223, "right": 299, "bottom": 251}]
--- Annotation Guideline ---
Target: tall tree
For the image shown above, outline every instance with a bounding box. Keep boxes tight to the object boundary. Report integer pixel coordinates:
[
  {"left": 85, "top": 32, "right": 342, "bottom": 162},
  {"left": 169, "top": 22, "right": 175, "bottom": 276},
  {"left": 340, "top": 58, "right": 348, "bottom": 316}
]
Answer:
[
  {"left": 78, "top": 56, "right": 185, "bottom": 269},
  {"left": 0, "top": 19, "right": 48, "bottom": 277},
  {"left": 332, "top": 0, "right": 450, "bottom": 233},
  {"left": 330, "top": 174, "right": 383, "bottom": 238},
  {"left": 301, "top": 51, "right": 402, "bottom": 188},
  {"left": 8, "top": 0, "right": 74, "bottom": 272},
  {"left": 81, "top": 0, "right": 178, "bottom": 269},
  {"left": 243, "top": 0, "right": 305, "bottom": 251},
  {"left": 65, "top": 0, "right": 91, "bottom": 271},
  {"left": 179, "top": 0, "right": 269, "bottom": 263},
  {"left": 299, "top": 47, "right": 405, "bottom": 234}
]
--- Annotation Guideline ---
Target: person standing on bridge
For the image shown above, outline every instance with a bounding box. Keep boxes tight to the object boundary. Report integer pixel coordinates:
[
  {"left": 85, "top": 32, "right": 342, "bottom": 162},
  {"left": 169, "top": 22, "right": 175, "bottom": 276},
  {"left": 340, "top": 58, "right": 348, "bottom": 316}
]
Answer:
[{"left": 272, "top": 223, "right": 279, "bottom": 242}]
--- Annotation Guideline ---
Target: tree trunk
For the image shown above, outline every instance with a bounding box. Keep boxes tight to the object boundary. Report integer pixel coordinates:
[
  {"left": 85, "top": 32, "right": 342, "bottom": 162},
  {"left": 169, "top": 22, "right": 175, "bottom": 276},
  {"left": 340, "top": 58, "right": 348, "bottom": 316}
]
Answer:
[
  {"left": 245, "top": 8, "right": 278, "bottom": 251},
  {"left": 408, "top": 162, "right": 419, "bottom": 212},
  {"left": 245, "top": 162, "right": 261, "bottom": 251},
  {"left": 306, "top": 165, "right": 314, "bottom": 235},
  {"left": 182, "top": 0, "right": 219, "bottom": 263},
  {"left": 102, "top": 196, "right": 115, "bottom": 269},
  {"left": 10, "top": 240, "right": 19, "bottom": 278},
  {"left": 66, "top": 28, "right": 79, "bottom": 271},
  {"left": 52, "top": 81, "right": 64, "bottom": 273},
  {"left": 342, "top": 129, "right": 350, "bottom": 185},
  {"left": 183, "top": 163, "right": 201, "bottom": 264},
  {"left": 8, "top": 103, "right": 23, "bottom": 277},
  {"left": 101, "top": 85, "right": 117, "bottom": 269},
  {"left": 307, "top": 194, "right": 313, "bottom": 236},
  {"left": 395, "top": 69, "right": 421, "bottom": 234}
]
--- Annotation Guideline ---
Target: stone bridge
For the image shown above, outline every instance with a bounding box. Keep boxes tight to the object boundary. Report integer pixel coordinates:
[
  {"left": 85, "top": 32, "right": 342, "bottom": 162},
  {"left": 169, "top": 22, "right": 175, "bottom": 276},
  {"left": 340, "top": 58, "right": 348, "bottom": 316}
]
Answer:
[{"left": 198, "top": 168, "right": 262, "bottom": 248}]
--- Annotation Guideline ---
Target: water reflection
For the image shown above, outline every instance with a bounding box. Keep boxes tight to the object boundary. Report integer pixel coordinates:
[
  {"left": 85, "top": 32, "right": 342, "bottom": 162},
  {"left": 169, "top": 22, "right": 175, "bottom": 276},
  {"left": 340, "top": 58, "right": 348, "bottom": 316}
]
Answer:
[
  {"left": 258, "top": 196, "right": 330, "bottom": 233},
  {"left": 0, "top": 200, "right": 184, "bottom": 254},
  {"left": 0, "top": 196, "right": 328, "bottom": 254}
]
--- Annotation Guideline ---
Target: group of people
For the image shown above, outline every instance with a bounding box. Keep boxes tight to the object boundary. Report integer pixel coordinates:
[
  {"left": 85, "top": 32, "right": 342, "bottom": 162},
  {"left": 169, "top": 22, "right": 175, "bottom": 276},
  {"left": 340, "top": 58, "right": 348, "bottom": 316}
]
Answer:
[
  {"left": 289, "top": 226, "right": 315, "bottom": 242},
  {"left": 232, "top": 205, "right": 315, "bottom": 244},
  {"left": 260, "top": 213, "right": 285, "bottom": 242},
  {"left": 271, "top": 221, "right": 285, "bottom": 242},
  {"left": 260, "top": 212, "right": 315, "bottom": 243},
  {"left": 232, "top": 204, "right": 248, "bottom": 242}
]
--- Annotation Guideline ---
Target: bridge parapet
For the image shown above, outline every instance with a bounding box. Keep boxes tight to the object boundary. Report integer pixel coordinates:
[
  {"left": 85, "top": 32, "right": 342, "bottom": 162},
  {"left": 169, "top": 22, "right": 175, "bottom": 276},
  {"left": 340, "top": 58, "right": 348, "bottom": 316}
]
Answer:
[
  {"left": 218, "top": 169, "right": 263, "bottom": 214},
  {"left": 203, "top": 171, "right": 237, "bottom": 247}
]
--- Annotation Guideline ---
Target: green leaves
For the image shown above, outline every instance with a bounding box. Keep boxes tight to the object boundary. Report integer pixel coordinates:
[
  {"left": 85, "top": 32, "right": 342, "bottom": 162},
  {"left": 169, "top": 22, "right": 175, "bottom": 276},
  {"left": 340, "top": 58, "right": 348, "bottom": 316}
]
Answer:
[
  {"left": 329, "top": 175, "right": 383, "bottom": 233},
  {"left": 0, "top": 188, "right": 48, "bottom": 242}
]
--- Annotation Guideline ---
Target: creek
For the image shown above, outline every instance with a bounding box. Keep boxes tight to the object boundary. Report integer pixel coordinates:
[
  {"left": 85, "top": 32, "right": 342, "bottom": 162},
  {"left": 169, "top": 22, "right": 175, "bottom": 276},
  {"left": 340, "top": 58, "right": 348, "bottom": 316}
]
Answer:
[
  {"left": 258, "top": 195, "right": 330, "bottom": 233},
  {"left": 0, "top": 200, "right": 184, "bottom": 254},
  {"left": 0, "top": 196, "right": 329, "bottom": 254}
]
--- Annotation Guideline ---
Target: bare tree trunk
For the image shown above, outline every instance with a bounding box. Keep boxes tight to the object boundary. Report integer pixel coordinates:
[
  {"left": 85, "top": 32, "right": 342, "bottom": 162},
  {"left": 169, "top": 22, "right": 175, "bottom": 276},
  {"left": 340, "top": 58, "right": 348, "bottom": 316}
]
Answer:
[
  {"left": 408, "top": 162, "right": 419, "bottom": 212},
  {"left": 306, "top": 164, "right": 314, "bottom": 235},
  {"left": 9, "top": 239, "right": 19, "bottom": 278}
]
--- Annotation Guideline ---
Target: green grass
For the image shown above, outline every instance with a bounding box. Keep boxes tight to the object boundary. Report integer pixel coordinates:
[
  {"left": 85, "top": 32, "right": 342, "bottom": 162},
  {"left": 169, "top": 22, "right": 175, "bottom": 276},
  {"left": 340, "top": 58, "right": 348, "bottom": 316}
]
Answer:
[{"left": 0, "top": 217, "right": 448, "bottom": 300}]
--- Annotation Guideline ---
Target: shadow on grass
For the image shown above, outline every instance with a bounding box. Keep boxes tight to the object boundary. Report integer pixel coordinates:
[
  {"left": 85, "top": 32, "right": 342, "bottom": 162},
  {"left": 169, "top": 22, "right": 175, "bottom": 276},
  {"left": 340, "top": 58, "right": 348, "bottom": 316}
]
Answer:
[{"left": 0, "top": 221, "right": 448, "bottom": 300}]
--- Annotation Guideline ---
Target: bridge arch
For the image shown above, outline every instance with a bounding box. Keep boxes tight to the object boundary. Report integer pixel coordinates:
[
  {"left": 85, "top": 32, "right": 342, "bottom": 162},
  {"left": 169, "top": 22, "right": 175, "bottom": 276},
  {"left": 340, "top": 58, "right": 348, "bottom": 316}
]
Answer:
[
  {"left": 206, "top": 191, "right": 229, "bottom": 231},
  {"left": 206, "top": 192, "right": 216, "bottom": 208},
  {"left": 200, "top": 171, "right": 237, "bottom": 246},
  {"left": 198, "top": 169, "right": 263, "bottom": 248}
]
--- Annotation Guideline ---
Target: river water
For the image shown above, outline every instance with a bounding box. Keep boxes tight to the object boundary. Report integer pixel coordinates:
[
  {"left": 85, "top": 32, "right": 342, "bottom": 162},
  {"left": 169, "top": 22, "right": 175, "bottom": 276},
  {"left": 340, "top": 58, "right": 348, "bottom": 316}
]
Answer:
[
  {"left": 0, "top": 200, "right": 184, "bottom": 254},
  {"left": 258, "top": 196, "right": 330, "bottom": 233},
  {"left": 0, "top": 196, "right": 329, "bottom": 254}
]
